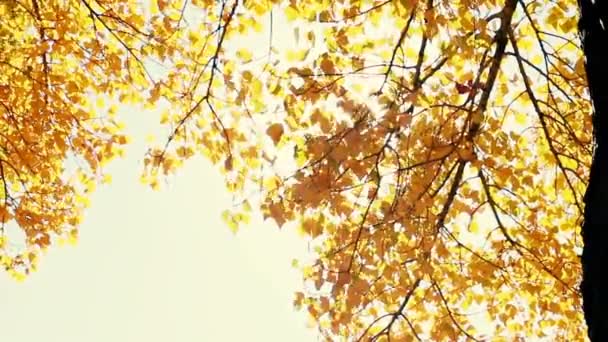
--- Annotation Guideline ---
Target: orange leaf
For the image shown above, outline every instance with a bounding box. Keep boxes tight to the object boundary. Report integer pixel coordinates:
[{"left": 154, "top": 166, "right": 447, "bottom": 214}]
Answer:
[
  {"left": 266, "top": 123, "right": 284, "bottom": 145},
  {"left": 320, "top": 58, "right": 336, "bottom": 74}
]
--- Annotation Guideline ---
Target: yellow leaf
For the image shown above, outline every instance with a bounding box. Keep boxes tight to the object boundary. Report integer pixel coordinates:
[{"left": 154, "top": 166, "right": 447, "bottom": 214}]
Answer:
[
  {"left": 221, "top": 210, "right": 239, "bottom": 234},
  {"left": 236, "top": 49, "right": 253, "bottom": 62},
  {"left": 515, "top": 112, "right": 527, "bottom": 125},
  {"left": 470, "top": 221, "right": 479, "bottom": 233},
  {"left": 286, "top": 49, "right": 308, "bottom": 62},
  {"left": 285, "top": 6, "right": 299, "bottom": 21},
  {"left": 101, "top": 174, "right": 112, "bottom": 184}
]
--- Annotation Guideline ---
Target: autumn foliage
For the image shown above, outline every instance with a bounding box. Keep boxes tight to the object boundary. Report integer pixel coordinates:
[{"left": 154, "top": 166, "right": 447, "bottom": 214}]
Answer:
[{"left": 0, "top": 0, "right": 592, "bottom": 340}]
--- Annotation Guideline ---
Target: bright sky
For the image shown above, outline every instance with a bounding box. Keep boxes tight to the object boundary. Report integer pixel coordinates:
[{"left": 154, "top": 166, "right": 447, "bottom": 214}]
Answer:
[
  {"left": 0, "top": 8, "right": 320, "bottom": 342},
  {"left": 0, "top": 109, "right": 318, "bottom": 342}
]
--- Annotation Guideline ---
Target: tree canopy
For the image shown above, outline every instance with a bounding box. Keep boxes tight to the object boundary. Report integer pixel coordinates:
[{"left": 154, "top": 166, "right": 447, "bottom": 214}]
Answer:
[{"left": 0, "top": 0, "right": 592, "bottom": 340}]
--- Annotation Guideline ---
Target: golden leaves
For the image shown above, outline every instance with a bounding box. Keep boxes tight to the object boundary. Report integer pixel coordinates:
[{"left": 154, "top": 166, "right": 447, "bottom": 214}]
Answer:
[
  {"left": 0, "top": 0, "right": 590, "bottom": 339},
  {"left": 265, "top": 201, "right": 287, "bottom": 228},
  {"left": 223, "top": 0, "right": 589, "bottom": 339},
  {"left": 300, "top": 217, "right": 323, "bottom": 238},
  {"left": 236, "top": 48, "right": 253, "bottom": 62},
  {"left": 0, "top": 0, "right": 197, "bottom": 276},
  {"left": 222, "top": 210, "right": 240, "bottom": 234},
  {"left": 457, "top": 141, "right": 477, "bottom": 162}
]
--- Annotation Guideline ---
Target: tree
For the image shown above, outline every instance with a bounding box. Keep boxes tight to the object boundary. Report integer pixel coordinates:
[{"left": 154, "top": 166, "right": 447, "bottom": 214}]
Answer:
[
  {"left": 0, "top": 0, "right": 252, "bottom": 275},
  {"left": 578, "top": 0, "right": 608, "bottom": 341},
  {"left": 0, "top": 0, "right": 593, "bottom": 340},
  {"left": 0, "top": 0, "right": 135, "bottom": 276},
  {"left": 0, "top": 0, "right": 275, "bottom": 276}
]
